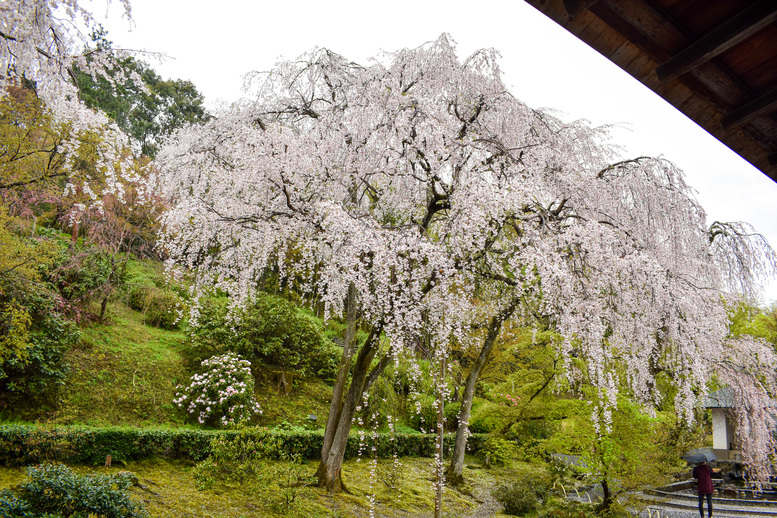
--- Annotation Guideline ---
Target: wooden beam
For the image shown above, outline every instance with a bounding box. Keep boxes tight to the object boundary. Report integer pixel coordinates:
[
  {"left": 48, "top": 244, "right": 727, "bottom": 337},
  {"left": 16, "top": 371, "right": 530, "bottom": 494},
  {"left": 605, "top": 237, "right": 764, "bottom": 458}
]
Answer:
[
  {"left": 656, "top": 0, "right": 777, "bottom": 83},
  {"left": 765, "top": 157, "right": 777, "bottom": 183},
  {"left": 562, "top": 0, "right": 601, "bottom": 18},
  {"left": 720, "top": 87, "right": 777, "bottom": 130}
]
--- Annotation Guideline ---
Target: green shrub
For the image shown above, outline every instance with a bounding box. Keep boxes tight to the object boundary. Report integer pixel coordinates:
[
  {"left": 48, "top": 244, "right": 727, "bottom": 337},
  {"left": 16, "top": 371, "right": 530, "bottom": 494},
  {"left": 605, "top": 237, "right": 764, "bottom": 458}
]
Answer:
[
  {"left": 0, "top": 284, "right": 78, "bottom": 406},
  {"left": 127, "top": 285, "right": 148, "bottom": 312},
  {"left": 379, "top": 457, "right": 406, "bottom": 491},
  {"left": 470, "top": 401, "right": 510, "bottom": 433},
  {"left": 0, "top": 490, "right": 34, "bottom": 518},
  {"left": 188, "top": 293, "right": 340, "bottom": 380},
  {"left": 5, "top": 463, "right": 146, "bottom": 517},
  {"left": 128, "top": 285, "right": 184, "bottom": 330},
  {"left": 49, "top": 246, "right": 111, "bottom": 307},
  {"left": 174, "top": 352, "right": 262, "bottom": 428},
  {"left": 509, "top": 417, "right": 557, "bottom": 441},
  {"left": 493, "top": 478, "right": 547, "bottom": 515},
  {"left": 143, "top": 289, "right": 185, "bottom": 329},
  {"left": 266, "top": 455, "right": 310, "bottom": 513},
  {"left": 481, "top": 436, "right": 518, "bottom": 466},
  {"left": 509, "top": 418, "right": 559, "bottom": 461},
  {"left": 193, "top": 432, "right": 312, "bottom": 512},
  {"left": 193, "top": 430, "right": 284, "bottom": 489},
  {"left": 0, "top": 425, "right": 215, "bottom": 465}
]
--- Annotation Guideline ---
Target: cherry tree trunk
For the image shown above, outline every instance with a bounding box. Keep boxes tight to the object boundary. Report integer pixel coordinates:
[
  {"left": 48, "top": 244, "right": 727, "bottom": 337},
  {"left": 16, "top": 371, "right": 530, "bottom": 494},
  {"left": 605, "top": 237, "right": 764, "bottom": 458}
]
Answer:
[
  {"left": 319, "top": 284, "right": 358, "bottom": 471},
  {"left": 316, "top": 331, "right": 386, "bottom": 491},
  {"left": 316, "top": 285, "right": 388, "bottom": 492},
  {"left": 447, "top": 297, "right": 519, "bottom": 486}
]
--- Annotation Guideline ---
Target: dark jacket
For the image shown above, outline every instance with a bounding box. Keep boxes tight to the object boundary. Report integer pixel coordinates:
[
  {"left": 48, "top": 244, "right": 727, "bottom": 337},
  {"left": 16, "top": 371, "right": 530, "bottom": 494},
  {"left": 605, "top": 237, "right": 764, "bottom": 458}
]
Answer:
[{"left": 693, "top": 463, "right": 714, "bottom": 495}]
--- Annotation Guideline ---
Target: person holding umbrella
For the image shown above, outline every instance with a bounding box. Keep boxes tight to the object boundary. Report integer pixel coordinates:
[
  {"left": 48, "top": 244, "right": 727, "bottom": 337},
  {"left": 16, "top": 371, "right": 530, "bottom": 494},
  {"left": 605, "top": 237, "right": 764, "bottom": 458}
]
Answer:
[{"left": 693, "top": 460, "right": 714, "bottom": 518}]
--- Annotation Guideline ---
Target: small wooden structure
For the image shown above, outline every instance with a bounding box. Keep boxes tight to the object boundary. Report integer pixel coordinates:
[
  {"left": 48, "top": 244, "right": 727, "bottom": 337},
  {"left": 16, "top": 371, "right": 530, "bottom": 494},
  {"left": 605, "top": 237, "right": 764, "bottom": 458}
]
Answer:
[
  {"left": 525, "top": 0, "right": 777, "bottom": 184},
  {"left": 703, "top": 387, "right": 742, "bottom": 462}
]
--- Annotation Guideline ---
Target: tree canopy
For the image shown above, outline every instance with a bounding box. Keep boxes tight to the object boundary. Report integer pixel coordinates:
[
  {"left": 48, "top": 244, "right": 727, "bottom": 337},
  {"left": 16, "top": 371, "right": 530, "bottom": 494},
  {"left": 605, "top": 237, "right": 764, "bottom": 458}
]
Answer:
[
  {"left": 156, "top": 35, "right": 777, "bottom": 485},
  {"left": 3, "top": 0, "right": 776, "bottom": 493},
  {"left": 1, "top": 0, "right": 139, "bottom": 204}
]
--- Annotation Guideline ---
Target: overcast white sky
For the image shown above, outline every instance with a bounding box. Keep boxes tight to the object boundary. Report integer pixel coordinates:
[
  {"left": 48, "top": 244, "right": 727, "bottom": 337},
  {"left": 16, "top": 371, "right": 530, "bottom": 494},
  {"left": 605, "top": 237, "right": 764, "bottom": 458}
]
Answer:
[{"left": 94, "top": 0, "right": 777, "bottom": 304}]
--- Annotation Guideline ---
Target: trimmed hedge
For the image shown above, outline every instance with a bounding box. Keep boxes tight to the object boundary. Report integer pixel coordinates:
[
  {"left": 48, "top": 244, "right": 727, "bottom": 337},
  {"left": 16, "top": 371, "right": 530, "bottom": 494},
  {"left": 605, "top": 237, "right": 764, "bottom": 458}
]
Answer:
[{"left": 0, "top": 424, "right": 486, "bottom": 465}]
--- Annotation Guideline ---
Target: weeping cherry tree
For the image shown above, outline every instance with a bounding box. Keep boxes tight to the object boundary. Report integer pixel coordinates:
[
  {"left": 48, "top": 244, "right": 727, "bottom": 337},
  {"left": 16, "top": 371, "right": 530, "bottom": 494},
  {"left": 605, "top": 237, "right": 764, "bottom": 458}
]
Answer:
[{"left": 155, "top": 35, "right": 777, "bottom": 492}]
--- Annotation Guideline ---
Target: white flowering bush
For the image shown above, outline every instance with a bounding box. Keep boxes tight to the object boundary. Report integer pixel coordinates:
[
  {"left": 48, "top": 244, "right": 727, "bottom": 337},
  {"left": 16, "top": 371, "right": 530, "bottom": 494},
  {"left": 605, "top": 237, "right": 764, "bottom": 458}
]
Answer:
[{"left": 174, "top": 352, "right": 262, "bottom": 428}]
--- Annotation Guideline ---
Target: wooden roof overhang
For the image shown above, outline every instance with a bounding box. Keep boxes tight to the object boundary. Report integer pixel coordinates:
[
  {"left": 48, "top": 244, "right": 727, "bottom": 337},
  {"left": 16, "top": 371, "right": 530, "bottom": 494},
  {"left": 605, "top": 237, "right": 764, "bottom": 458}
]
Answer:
[{"left": 525, "top": 0, "right": 777, "bottom": 183}]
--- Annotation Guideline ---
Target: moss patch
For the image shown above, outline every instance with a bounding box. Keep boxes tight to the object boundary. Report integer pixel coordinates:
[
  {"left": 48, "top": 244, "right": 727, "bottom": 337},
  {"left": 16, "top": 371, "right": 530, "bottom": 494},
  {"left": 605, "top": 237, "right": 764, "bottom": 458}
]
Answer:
[
  {"left": 0, "top": 456, "right": 519, "bottom": 517},
  {"left": 255, "top": 375, "right": 332, "bottom": 430},
  {"left": 49, "top": 302, "right": 188, "bottom": 427}
]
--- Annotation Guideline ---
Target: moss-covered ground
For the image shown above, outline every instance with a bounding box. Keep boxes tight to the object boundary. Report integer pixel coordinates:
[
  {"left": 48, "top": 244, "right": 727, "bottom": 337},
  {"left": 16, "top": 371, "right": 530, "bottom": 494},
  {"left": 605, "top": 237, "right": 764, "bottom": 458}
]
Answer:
[{"left": 0, "top": 456, "right": 538, "bottom": 517}]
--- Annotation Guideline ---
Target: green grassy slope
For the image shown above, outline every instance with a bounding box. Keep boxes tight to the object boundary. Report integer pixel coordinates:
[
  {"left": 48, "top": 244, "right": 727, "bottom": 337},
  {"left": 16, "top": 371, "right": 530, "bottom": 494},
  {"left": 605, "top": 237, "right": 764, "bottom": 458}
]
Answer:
[{"left": 51, "top": 302, "right": 189, "bottom": 427}]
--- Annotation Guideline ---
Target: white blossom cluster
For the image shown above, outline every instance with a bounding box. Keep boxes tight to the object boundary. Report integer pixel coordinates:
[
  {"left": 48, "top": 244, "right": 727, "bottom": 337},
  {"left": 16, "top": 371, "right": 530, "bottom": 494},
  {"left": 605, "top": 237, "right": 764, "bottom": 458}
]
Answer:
[
  {"left": 173, "top": 352, "right": 262, "bottom": 428},
  {"left": 714, "top": 336, "right": 777, "bottom": 484}
]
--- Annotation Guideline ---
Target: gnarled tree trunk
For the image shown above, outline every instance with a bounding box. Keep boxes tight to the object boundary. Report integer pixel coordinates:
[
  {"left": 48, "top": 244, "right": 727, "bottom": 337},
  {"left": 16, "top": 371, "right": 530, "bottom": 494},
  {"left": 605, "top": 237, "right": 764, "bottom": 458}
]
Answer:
[
  {"left": 447, "top": 296, "right": 519, "bottom": 486},
  {"left": 316, "top": 284, "right": 388, "bottom": 492}
]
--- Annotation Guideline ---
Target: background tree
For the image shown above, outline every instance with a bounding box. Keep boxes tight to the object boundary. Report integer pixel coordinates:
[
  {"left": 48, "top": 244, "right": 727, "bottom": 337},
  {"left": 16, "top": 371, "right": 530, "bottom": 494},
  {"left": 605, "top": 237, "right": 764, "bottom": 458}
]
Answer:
[
  {"left": 0, "top": 88, "right": 67, "bottom": 195},
  {"left": 156, "top": 36, "right": 777, "bottom": 491},
  {"left": 0, "top": 80, "right": 137, "bottom": 244},
  {"left": 2, "top": 11, "right": 203, "bottom": 320},
  {"left": 546, "top": 393, "right": 672, "bottom": 514},
  {"left": 74, "top": 28, "right": 210, "bottom": 158},
  {"left": 727, "top": 299, "right": 777, "bottom": 347},
  {"left": 54, "top": 177, "right": 165, "bottom": 322}
]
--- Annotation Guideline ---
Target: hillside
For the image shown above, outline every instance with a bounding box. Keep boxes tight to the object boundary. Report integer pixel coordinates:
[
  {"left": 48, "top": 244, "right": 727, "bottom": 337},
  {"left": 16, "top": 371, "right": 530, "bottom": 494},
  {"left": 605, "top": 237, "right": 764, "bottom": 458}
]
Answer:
[{"left": 0, "top": 257, "right": 696, "bottom": 517}]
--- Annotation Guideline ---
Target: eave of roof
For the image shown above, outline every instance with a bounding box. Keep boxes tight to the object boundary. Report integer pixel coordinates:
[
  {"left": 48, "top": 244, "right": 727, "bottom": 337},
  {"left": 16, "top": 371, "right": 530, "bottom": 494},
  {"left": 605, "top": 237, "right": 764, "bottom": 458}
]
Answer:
[{"left": 524, "top": 0, "right": 777, "bottom": 184}]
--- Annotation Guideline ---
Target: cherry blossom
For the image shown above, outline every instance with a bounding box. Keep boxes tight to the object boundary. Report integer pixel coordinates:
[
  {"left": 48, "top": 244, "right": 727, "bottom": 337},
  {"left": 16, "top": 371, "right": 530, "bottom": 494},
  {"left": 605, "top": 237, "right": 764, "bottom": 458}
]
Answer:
[{"left": 156, "top": 35, "right": 777, "bottom": 488}]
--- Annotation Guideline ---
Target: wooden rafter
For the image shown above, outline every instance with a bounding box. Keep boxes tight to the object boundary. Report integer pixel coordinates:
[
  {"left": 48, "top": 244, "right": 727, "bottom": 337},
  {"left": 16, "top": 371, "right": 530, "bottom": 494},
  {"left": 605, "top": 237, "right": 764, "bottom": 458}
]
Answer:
[
  {"left": 562, "top": 0, "right": 602, "bottom": 17},
  {"left": 720, "top": 87, "right": 777, "bottom": 130},
  {"left": 656, "top": 0, "right": 777, "bottom": 83}
]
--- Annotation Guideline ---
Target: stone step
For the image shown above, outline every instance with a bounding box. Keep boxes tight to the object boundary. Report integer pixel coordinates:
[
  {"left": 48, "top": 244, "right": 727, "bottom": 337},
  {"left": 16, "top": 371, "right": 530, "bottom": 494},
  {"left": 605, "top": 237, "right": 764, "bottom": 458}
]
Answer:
[
  {"left": 638, "top": 491, "right": 777, "bottom": 517},
  {"left": 646, "top": 488, "right": 777, "bottom": 509}
]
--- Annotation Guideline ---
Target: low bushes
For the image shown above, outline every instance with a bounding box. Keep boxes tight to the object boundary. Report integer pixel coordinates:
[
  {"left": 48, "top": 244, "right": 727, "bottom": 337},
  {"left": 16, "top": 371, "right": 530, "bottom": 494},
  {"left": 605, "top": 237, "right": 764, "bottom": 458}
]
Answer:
[
  {"left": 480, "top": 436, "right": 519, "bottom": 466},
  {"left": 469, "top": 401, "right": 509, "bottom": 433},
  {"left": 0, "top": 462, "right": 147, "bottom": 517},
  {"left": 0, "top": 425, "right": 214, "bottom": 465},
  {"left": 493, "top": 475, "right": 551, "bottom": 515},
  {"left": 0, "top": 424, "right": 487, "bottom": 466},
  {"left": 187, "top": 293, "right": 340, "bottom": 381}
]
